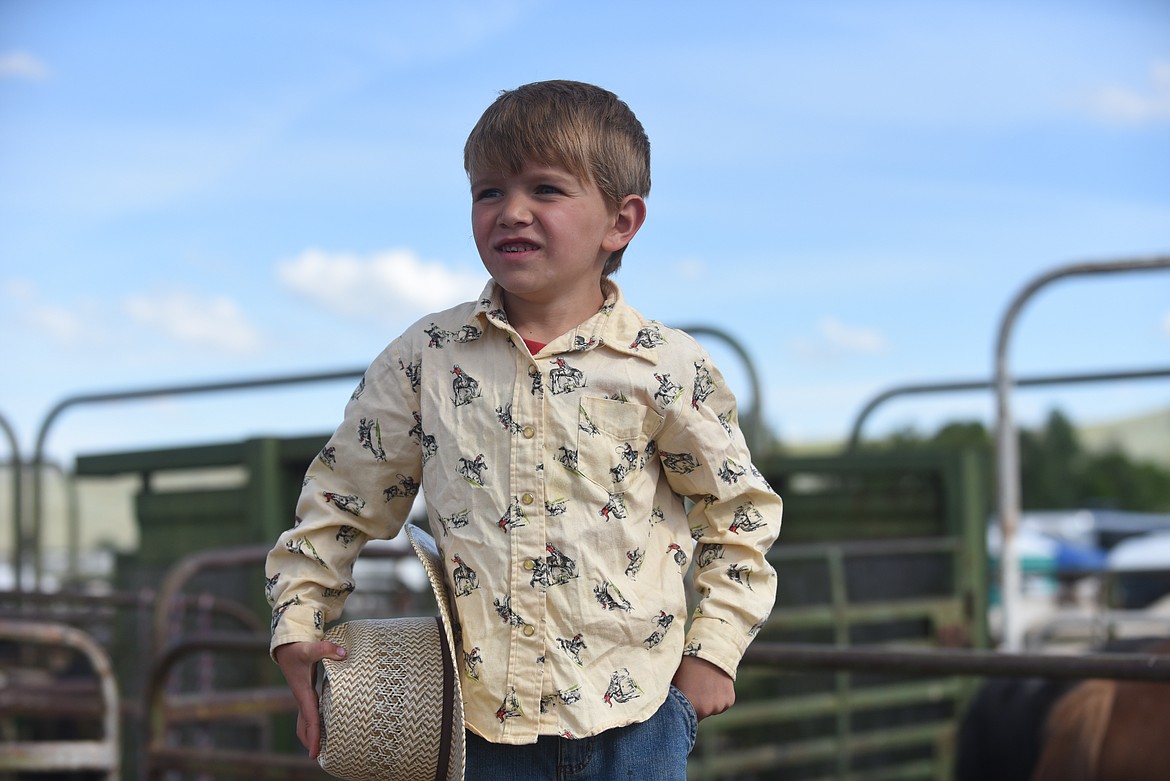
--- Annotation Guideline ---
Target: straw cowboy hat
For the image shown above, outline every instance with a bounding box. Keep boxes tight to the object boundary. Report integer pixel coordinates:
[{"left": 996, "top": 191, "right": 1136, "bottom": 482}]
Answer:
[{"left": 317, "top": 524, "right": 465, "bottom": 781}]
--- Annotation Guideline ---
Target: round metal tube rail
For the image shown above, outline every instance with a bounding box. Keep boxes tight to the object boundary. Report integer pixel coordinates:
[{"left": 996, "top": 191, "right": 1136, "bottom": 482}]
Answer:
[
  {"left": 845, "top": 365, "right": 1170, "bottom": 453},
  {"left": 142, "top": 636, "right": 1170, "bottom": 780},
  {"left": 27, "top": 367, "right": 367, "bottom": 592},
  {"left": 0, "top": 618, "right": 120, "bottom": 780},
  {"left": 145, "top": 632, "right": 330, "bottom": 781},
  {"left": 153, "top": 542, "right": 415, "bottom": 654},
  {"left": 994, "top": 255, "right": 1170, "bottom": 651},
  {"left": 0, "top": 410, "right": 22, "bottom": 594},
  {"left": 744, "top": 641, "right": 1170, "bottom": 682},
  {"left": 0, "top": 587, "right": 262, "bottom": 636},
  {"left": 153, "top": 544, "right": 279, "bottom": 655}
]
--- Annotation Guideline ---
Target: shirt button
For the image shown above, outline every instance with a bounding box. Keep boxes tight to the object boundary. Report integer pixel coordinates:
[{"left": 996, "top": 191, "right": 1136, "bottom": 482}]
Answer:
[
  {"left": 521, "top": 493, "right": 535, "bottom": 505},
  {"left": 522, "top": 625, "right": 536, "bottom": 637},
  {"left": 522, "top": 425, "right": 535, "bottom": 439},
  {"left": 522, "top": 559, "right": 536, "bottom": 571}
]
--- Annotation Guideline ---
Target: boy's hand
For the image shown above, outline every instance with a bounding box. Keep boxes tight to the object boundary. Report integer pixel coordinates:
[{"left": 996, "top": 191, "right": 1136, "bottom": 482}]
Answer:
[
  {"left": 671, "top": 655, "right": 735, "bottom": 720},
  {"left": 273, "top": 640, "right": 348, "bottom": 758}
]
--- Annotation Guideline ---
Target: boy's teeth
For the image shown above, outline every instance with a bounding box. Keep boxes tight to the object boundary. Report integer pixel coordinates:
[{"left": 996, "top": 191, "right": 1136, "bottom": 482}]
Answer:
[{"left": 503, "top": 243, "right": 536, "bottom": 252}]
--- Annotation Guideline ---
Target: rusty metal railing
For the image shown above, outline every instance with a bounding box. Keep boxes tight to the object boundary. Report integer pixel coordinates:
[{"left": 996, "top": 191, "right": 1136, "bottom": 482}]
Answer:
[
  {"left": 152, "top": 543, "right": 417, "bottom": 655},
  {"left": 136, "top": 534, "right": 1170, "bottom": 781},
  {"left": 142, "top": 635, "right": 1170, "bottom": 781},
  {"left": 741, "top": 641, "right": 1170, "bottom": 681},
  {"left": 0, "top": 587, "right": 264, "bottom": 645},
  {"left": 144, "top": 632, "right": 330, "bottom": 781},
  {"left": 153, "top": 544, "right": 288, "bottom": 656},
  {"left": 687, "top": 639, "right": 1170, "bottom": 780},
  {"left": 0, "top": 618, "right": 120, "bottom": 780}
]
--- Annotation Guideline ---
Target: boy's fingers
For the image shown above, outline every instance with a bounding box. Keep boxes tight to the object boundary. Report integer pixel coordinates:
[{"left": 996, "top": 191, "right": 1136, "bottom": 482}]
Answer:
[
  {"left": 276, "top": 640, "right": 348, "bottom": 667},
  {"left": 297, "top": 708, "right": 323, "bottom": 759},
  {"left": 321, "top": 641, "right": 348, "bottom": 661},
  {"left": 273, "top": 640, "right": 348, "bottom": 758},
  {"left": 276, "top": 642, "right": 347, "bottom": 685}
]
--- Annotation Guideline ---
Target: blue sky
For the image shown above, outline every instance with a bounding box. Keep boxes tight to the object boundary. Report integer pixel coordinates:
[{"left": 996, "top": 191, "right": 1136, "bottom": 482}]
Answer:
[{"left": 1, "top": 0, "right": 1168, "bottom": 466}]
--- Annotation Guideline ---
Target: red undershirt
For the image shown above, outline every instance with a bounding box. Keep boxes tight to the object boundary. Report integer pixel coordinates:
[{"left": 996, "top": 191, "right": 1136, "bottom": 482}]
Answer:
[{"left": 523, "top": 338, "right": 546, "bottom": 354}]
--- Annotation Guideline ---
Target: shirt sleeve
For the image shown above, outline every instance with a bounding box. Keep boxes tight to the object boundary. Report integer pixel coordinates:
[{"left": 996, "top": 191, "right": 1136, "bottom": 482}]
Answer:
[
  {"left": 654, "top": 344, "right": 782, "bottom": 680},
  {"left": 264, "top": 340, "right": 423, "bottom": 655}
]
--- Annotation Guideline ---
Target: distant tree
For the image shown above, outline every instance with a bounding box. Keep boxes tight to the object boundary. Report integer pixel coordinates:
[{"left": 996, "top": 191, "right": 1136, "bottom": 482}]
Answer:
[
  {"left": 861, "top": 422, "right": 990, "bottom": 453},
  {"left": 860, "top": 408, "right": 1170, "bottom": 513},
  {"left": 932, "top": 421, "right": 992, "bottom": 451},
  {"left": 1080, "top": 450, "right": 1170, "bottom": 511},
  {"left": 1019, "top": 410, "right": 1085, "bottom": 509},
  {"left": 1017, "top": 409, "right": 1170, "bottom": 512}
]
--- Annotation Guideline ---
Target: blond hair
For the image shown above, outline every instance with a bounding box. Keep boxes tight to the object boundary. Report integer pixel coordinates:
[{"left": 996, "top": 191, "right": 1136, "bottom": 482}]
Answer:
[{"left": 464, "top": 80, "right": 650, "bottom": 276}]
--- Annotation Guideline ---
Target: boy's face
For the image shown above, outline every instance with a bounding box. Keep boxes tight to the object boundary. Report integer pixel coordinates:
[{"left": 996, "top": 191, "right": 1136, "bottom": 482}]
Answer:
[{"left": 470, "top": 162, "right": 639, "bottom": 315}]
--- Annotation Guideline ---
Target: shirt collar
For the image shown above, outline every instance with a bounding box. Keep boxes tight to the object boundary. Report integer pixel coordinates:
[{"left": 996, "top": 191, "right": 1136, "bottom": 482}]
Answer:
[{"left": 470, "top": 279, "right": 663, "bottom": 365}]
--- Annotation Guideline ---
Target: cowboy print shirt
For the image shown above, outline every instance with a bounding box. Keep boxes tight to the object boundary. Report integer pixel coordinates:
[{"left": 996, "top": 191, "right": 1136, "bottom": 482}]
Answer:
[{"left": 266, "top": 280, "right": 781, "bottom": 744}]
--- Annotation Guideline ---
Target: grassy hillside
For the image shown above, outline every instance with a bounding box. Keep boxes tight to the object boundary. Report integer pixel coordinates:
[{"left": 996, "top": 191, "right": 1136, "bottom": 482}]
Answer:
[{"left": 1079, "top": 407, "right": 1170, "bottom": 469}]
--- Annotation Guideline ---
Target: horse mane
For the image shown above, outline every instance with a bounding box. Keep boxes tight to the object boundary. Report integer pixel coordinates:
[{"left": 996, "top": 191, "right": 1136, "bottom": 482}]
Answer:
[{"left": 1029, "top": 678, "right": 1116, "bottom": 781}]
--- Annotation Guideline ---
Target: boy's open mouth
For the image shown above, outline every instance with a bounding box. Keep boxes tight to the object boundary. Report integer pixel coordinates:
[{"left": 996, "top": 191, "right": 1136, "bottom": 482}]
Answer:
[{"left": 498, "top": 241, "right": 539, "bottom": 253}]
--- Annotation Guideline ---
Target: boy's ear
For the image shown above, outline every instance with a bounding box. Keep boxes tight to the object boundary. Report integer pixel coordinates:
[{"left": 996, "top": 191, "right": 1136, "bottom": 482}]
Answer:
[{"left": 602, "top": 194, "right": 647, "bottom": 253}]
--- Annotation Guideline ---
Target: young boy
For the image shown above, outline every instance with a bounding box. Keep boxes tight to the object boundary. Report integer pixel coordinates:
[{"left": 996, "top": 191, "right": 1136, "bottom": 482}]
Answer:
[{"left": 266, "top": 80, "right": 781, "bottom": 780}]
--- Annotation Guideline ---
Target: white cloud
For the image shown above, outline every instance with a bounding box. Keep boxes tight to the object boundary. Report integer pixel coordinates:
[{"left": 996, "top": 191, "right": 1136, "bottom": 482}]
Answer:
[
  {"left": 818, "top": 316, "right": 888, "bottom": 354},
  {"left": 0, "top": 51, "right": 50, "bottom": 81},
  {"left": 28, "top": 305, "right": 86, "bottom": 345},
  {"left": 1085, "top": 60, "right": 1170, "bottom": 125},
  {"left": 277, "top": 248, "right": 484, "bottom": 322},
  {"left": 787, "top": 316, "right": 888, "bottom": 365},
  {"left": 124, "top": 292, "right": 262, "bottom": 354},
  {"left": 4, "top": 279, "right": 93, "bottom": 346}
]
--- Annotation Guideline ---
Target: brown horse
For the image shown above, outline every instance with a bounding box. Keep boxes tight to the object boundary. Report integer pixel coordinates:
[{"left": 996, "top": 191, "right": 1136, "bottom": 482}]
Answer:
[{"left": 1031, "top": 641, "right": 1170, "bottom": 781}]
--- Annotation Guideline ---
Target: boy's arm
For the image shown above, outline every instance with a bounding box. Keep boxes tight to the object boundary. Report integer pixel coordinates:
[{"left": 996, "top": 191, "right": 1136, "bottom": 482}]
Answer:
[
  {"left": 265, "top": 346, "right": 423, "bottom": 654},
  {"left": 681, "top": 476, "right": 780, "bottom": 680},
  {"left": 656, "top": 344, "right": 782, "bottom": 687}
]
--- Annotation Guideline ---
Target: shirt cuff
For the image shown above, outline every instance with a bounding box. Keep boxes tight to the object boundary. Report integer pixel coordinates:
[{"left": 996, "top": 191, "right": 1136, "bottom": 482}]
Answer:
[
  {"left": 269, "top": 606, "right": 325, "bottom": 660},
  {"left": 684, "top": 616, "right": 750, "bottom": 681}
]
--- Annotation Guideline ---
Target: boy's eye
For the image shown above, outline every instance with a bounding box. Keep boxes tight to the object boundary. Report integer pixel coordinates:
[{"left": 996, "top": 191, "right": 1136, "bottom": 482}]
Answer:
[
  {"left": 534, "top": 184, "right": 563, "bottom": 195},
  {"left": 474, "top": 187, "right": 502, "bottom": 201}
]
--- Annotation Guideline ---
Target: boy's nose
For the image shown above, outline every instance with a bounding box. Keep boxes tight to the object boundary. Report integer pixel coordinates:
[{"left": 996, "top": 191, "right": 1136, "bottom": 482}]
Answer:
[{"left": 498, "top": 194, "right": 532, "bottom": 226}]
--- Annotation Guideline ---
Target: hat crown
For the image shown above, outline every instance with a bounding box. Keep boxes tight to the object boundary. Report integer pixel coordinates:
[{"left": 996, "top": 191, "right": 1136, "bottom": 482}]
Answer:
[{"left": 318, "top": 524, "right": 465, "bottom": 781}]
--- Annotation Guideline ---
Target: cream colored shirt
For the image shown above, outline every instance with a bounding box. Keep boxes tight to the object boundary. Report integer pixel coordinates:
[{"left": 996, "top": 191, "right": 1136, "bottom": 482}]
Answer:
[{"left": 266, "top": 280, "right": 781, "bottom": 744}]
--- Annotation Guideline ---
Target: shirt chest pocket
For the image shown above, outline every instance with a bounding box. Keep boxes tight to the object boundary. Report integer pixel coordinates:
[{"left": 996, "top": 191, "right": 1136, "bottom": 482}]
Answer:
[{"left": 574, "top": 397, "right": 663, "bottom": 492}]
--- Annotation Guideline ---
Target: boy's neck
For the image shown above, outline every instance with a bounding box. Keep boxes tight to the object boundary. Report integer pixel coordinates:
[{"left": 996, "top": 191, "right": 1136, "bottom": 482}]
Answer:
[{"left": 501, "top": 284, "right": 607, "bottom": 345}]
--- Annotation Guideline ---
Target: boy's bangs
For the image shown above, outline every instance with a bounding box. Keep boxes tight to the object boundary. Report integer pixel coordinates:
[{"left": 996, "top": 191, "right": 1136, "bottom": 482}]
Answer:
[{"left": 466, "top": 118, "right": 593, "bottom": 186}]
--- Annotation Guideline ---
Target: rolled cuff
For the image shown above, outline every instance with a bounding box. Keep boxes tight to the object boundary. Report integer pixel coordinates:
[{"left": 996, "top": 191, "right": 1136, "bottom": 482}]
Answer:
[
  {"left": 684, "top": 615, "right": 751, "bottom": 682},
  {"left": 268, "top": 606, "right": 325, "bottom": 660}
]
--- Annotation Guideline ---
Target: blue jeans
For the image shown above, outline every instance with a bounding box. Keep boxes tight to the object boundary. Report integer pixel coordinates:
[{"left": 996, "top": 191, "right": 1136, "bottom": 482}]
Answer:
[{"left": 465, "top": 685, "right": 698, "bottom": 780}]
